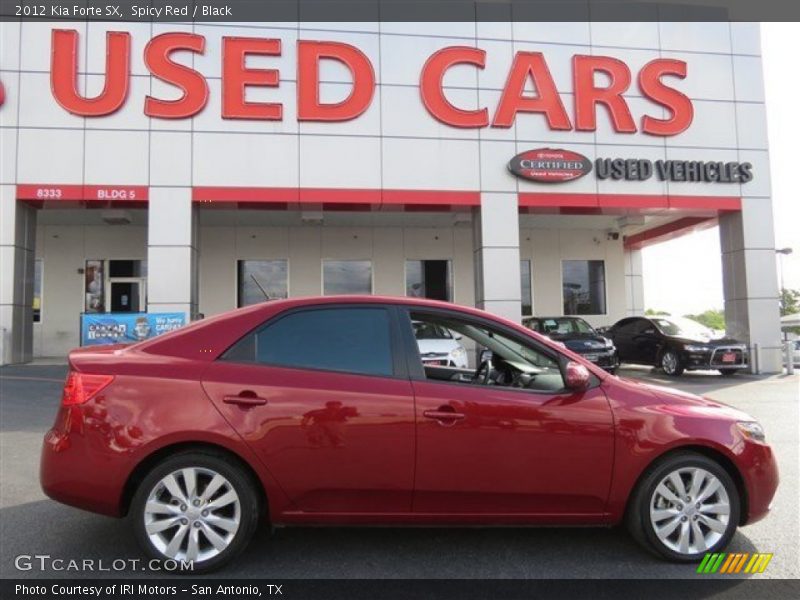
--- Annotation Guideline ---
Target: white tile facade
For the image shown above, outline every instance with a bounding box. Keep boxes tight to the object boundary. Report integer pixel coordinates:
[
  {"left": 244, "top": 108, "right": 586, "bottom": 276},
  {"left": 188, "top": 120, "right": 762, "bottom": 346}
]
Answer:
[{"left": 0, "top": 22, "right": 779, "bottom": 370}]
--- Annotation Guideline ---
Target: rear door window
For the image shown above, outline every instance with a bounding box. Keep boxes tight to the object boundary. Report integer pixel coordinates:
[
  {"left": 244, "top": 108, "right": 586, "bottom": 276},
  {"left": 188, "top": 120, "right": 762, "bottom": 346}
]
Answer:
[{"left": 222, "top": 307, "right": 394, "bottom": 377}]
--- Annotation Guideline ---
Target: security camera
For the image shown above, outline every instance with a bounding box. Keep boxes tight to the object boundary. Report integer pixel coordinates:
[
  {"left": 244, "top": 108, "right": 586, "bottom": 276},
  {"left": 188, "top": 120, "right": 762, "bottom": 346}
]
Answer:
[{"left": 606, "top": 231, "right": 620, "bottom": 241}]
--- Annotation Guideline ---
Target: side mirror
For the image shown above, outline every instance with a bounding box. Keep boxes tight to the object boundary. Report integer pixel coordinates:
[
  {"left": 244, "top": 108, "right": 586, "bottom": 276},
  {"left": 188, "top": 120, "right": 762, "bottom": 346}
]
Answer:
[{"left": 565, "top": 361, "right": 591, "bottom": 391}]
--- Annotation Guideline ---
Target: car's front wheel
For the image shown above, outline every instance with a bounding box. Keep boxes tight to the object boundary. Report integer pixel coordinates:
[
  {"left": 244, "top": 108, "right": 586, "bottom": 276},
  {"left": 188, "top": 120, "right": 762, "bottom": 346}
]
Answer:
[
  {"left": 660, "top": 349, "right": 685, "bottom": 376},
  {"left": 130, "top": 450, "right": 261, "bottom": 573},
  {"left": 627, "top": 452, "right": 740, "bottom": 561}
]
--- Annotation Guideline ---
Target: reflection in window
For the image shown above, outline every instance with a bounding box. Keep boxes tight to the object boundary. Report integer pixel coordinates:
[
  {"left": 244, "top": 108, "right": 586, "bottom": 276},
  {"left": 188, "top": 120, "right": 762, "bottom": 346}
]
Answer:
[
  {"left": 562, "top": 260, "right": 606, "bottom": 315},
  {"left": 323, "top": 260, "right": 372, "bottom": 295},
  {"left": 84, "top": 260, "right": 105, "bottom": 313},
  {"left": 33, "top": 259, "right": 42, "bottom": 322},
  {"left": 520, "top": 260, "right": 532, "bottom": 316},
  {"left": 406, "top": 260, "right": 452, "bottom": 301},
  {"left": 238, "top": 260, "right": 288, "bottom": 307}
]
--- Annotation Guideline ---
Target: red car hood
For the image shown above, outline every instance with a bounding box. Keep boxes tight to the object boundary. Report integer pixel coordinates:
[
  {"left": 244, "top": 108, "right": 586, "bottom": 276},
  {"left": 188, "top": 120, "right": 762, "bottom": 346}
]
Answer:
[{"left": 608, "top": 376, "right": 756, "bottom": 422}]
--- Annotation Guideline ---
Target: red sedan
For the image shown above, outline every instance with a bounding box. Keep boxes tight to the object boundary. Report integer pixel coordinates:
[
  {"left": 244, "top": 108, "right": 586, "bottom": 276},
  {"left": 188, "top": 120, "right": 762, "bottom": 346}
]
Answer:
[{"left": 40, "top": 296, "right": 778, "bottom": 572}]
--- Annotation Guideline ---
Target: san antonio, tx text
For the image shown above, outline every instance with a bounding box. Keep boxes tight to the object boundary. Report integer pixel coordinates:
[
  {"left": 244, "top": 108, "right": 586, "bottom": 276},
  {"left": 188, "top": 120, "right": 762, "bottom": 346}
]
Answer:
[{"left": 15, "top": 584, "right": 281, "bottom": 596}]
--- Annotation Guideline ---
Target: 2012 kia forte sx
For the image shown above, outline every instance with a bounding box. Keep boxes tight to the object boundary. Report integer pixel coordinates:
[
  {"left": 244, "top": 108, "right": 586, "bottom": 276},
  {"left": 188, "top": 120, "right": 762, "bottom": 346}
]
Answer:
[{"left": 40, "top": 297, "right": 778, "bottom": 572}]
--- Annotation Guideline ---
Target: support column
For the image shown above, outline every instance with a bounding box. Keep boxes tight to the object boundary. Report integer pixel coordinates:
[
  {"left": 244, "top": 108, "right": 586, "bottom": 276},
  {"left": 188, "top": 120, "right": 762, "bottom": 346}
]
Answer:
[
  {"left": 473, "top": 193, "right": 522, "bottom": 323},
  {"left": 624, "top": 247, "right": 645, "bottom": 316},
  {"left": 147, "top": 187, "right": 198, "bottom": 321},
  {"left": 719, "top": 197, "right": 782, "bottom": 373},
  {"left": 0, "top": 186, "right": 37, "bottom": 364}
]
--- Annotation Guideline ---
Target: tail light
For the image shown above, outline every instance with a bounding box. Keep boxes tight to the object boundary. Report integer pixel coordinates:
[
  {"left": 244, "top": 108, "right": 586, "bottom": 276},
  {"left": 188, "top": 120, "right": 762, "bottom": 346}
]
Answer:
[{"left": 61, "top": 371, "right": 115, "bottom": 406}]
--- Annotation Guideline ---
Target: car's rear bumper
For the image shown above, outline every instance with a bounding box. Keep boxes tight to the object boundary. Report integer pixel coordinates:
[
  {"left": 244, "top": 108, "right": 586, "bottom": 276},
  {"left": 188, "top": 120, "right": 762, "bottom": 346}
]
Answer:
[{"left": 40, "top": 406, "right": 130, "bottom": 517}]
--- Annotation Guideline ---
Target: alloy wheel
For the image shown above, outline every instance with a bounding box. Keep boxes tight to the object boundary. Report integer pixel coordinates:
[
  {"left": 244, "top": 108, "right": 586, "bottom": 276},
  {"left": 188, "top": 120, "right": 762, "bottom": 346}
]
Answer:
[
  {"left": 662, "top": 351, "right": 679, "bottom": 375},
  {"left": 648, "top": 467, "right": 731, "bottom": 555},
  {"left": 143, "top": 467, "right": 241, "bottom": 562}
]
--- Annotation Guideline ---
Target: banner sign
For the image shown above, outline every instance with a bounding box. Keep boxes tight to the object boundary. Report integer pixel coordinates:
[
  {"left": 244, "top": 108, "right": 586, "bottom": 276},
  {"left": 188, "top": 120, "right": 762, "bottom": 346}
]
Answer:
[{"left": 80, "top": 313, "right": 186, "bottom": 346}]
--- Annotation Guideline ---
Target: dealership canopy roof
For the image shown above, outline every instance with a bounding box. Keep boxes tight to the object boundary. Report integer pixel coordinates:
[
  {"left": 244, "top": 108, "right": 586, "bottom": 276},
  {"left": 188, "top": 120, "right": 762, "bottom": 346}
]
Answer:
[{"left": 780, "top": 313, "right": 800, "bottom": 328}]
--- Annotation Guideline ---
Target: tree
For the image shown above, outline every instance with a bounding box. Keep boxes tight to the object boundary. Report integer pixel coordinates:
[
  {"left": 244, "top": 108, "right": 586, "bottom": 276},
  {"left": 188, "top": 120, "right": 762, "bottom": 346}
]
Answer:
[
  {"left": 684, "top": 309, "right": 726, "bottom": 331},
  {"left": 780, "top": 288, "right": 800, "bottom": 336},
  {"left": 780, "top": 288, "right": 800, "bottom": 317},
  {"left": 645, "top": 308, "right": 669, "bottom": 316}
]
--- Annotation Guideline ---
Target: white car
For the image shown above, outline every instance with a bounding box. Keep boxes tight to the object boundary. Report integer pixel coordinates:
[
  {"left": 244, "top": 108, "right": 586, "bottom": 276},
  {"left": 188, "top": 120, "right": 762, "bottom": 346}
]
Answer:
[
  {"left": 414, "top": 321, "right": 469, "bottom": 368},
  {"left": 793, "top": 340, "right": 800, "bottom": 366}
]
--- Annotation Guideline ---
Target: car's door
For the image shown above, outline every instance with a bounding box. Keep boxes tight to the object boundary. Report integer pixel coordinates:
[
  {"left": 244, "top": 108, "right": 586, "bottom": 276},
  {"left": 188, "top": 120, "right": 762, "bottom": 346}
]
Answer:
[
  {"left": 201, "top": 305, "right": 416, "bottom": 514},
  {"left": 401, "top": 309, "right": 614, "bottom": 519},
  {"left": 629, "top": 319, "right": 662, "bottom": 365},
  {"left": 609, "top": 318, "right": 639, "bottom": 361}
]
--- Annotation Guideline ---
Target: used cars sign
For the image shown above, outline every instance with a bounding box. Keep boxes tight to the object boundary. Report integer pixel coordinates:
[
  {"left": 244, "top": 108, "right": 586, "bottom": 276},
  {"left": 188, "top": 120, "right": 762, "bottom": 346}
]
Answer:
[{"left": 508, "top": 148, "right": 593, "bottom": 183}]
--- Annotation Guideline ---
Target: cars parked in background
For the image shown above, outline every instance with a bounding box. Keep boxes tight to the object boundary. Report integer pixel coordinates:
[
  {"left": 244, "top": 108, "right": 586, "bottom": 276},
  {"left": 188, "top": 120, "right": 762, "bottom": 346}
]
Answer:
[
  {"left": 605, "top": 315, "right": 748, "bottom": 377},
  {"left": 523, "top": 316, "right": 618, "bottom": 374},
  {"left": 40, "top": 297, "right": 776, "bottom": 571},
  {"left": 792, "top": 340, "right": 800, "bottom": 366},
  {"left": 413, "top": 320, "right": 469, "bottom": 368}
]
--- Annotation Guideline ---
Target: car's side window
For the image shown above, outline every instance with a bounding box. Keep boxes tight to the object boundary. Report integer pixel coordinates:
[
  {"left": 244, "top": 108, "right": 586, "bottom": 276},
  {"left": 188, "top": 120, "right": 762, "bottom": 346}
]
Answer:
[
  {"left": 222, "top": 307, "right": 394, "bottom": 377},
  {"left": 613, "top": 318, "right": 637, "bottom": 334},
  {"left": 408, "top": 311, "right": 565, "bottom": 393}
]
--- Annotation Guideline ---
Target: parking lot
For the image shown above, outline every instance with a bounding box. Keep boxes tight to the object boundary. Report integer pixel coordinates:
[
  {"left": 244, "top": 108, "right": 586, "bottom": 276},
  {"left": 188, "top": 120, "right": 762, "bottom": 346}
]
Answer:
[{"left": 1, "top": 363, "right": 797, "bottom": 579}]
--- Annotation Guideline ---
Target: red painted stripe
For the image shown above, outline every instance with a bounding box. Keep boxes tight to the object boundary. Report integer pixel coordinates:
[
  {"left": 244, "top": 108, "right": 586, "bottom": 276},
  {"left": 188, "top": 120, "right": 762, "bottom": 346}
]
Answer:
[
  {"left": 382, "top": 189, "right": 480, "bottom": 206},
  {"left": 192, "top": 186, "right": 299, "bottom": 203},
  {"left": 668, "top": 195, "right": 741, "bottom": 211},
  {"left": 623, "top": 216, "right": 718, "bottom": 250},
  {"left": 192, "top": 187, "right": 480, "bottom": 207},
  {"left": 17, "top": 184, "right": 148, "bottom": 202},
  {"left": 520, "top": 192, "right": 741, "bottom": 212},
  {"left": 519, "top": 192, "right": 599, "bottom": 207}
]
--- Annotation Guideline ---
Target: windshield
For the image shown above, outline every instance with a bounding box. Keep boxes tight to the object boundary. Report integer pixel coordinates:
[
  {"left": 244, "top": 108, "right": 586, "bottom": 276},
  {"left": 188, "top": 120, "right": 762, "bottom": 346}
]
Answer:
[
  {"left": 413, "top": 322, "right": 453, "bottom": 340},
  {"left": 538, "top": 317, "right": 595, "bottom": 335},
  {"left": 652, "top": 316, "right": 713, "bottom": 339}
]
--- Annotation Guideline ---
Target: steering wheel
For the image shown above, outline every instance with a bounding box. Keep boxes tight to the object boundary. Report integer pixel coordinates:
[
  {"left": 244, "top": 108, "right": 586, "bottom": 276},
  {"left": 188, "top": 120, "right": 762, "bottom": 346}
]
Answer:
[{"left": 475, "top": 359, "right": 493, "bottom": 385}]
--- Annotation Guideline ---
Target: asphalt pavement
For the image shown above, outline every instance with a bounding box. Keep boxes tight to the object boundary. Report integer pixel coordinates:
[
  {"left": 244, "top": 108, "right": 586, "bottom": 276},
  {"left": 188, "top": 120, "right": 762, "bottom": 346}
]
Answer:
[{"left": 1, "top": 363, "right": 797, "bottom": 580}]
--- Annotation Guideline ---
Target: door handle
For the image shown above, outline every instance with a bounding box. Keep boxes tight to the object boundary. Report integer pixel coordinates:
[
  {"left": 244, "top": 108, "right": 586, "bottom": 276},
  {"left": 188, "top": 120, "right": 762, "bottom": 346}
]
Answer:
[
  {"left": 223, "top": 391, "right": 268, "bottom": 407},
  {"left": 423, "top": 406, "right": 465, "bottom": 423}
]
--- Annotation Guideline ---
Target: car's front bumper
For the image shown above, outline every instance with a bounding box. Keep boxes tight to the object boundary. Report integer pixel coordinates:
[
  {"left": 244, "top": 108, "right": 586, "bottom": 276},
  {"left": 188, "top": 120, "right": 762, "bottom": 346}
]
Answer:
[
  {"left": 575, "top": 348, "right": 619, "bottom": 371},
  {"left": 682, "top": 346, "right": 749, "bottom": 370},
  {"left": 735, "top": 438, "right": 779, "bottom": 525}
]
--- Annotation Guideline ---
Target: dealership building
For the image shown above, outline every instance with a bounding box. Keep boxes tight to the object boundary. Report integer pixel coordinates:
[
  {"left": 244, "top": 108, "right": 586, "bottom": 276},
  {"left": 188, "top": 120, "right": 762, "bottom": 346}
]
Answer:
[{"left": 0, "top": 20, "right": 783, "bottom": 371}]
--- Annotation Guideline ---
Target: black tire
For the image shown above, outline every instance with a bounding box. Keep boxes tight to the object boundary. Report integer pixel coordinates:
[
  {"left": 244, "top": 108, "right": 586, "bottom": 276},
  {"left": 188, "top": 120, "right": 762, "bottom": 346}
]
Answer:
[
  {"left": 626, "top": 452, "right": 740, "bottom": 562},
  {"left": 130, "top": 450, "right": 261, "bottom": 573},
  {"left": 660, "top": 349, "right": 685, "bottom": 377},
  {"left": 718, "top": 369, "right": 739, "bottom": 377}
]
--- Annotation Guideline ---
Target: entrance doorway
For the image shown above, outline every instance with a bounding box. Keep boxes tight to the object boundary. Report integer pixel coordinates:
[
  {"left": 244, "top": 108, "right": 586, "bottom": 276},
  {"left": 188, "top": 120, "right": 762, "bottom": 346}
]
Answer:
[
  {"left": 84, "top": 259, "right": 147, "bottom": 314},
  {"left": 406, "top": 260, "right": 453, "bottom": 302},
  {"left": 109, "top": 280, "right": 144, "bottom": 312}
]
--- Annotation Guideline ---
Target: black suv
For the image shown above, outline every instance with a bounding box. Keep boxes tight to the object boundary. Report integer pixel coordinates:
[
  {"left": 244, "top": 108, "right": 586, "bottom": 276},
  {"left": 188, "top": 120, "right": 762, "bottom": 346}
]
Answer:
[
  {"left": 604, "top": 315, "right": 748, "bottom": 377},
  {"left": 523, "top": 316, "right": 619, "bottom": 373}
]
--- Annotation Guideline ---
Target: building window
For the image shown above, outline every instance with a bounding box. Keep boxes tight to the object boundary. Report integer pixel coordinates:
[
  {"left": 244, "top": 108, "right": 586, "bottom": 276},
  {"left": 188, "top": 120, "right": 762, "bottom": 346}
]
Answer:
[
  {"left": 84, "top": 260, "right": 105, "bottom": 313},
  {"left": 323, "top": 260, "right": 372, "bottom": 295},
  {"left": 520, "top": 260, "right": 532, "bottom": 316},
  {"left": 562, "top": 260, "right": 606, "bottom": 315},
  {"left": 33, "top": 259, "right": 43, "bottom": 322},
  {"left": 406, "top": 260, "right": 452, "bottom": 301},
  {"left": 237, "top": 260, "right": 288, "bottom": 307}
]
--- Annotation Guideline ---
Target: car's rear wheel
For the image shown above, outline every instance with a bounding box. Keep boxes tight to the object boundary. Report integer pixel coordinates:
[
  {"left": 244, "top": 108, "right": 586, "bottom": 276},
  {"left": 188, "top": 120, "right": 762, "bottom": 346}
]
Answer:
[
  {"left": 718, "top": 369, "right": 739, "bottom": 377},
  {"left": 131, "top": 450, "right": 261, "bottom": 573},
  {"left": 660, "top": 349, "right": 684, "bottom": 376},
  {"left": 627, "top": 452, "right": 740, "bottom": 562}
]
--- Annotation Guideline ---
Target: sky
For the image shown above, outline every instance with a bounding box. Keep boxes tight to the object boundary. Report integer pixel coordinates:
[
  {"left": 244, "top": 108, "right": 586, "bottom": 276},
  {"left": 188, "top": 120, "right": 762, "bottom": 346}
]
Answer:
[{"left": 642, "top": 23, "right": 800, "bottom": 315}]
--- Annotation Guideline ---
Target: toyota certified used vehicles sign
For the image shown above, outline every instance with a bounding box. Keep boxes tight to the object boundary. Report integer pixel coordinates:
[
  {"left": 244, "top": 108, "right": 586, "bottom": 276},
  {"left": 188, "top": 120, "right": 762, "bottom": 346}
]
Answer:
[{"left": 508, "top": 148, "right": 593, "bottom": 183}]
